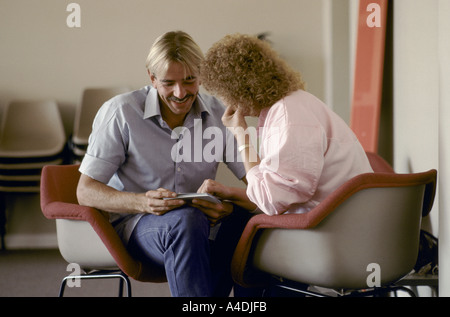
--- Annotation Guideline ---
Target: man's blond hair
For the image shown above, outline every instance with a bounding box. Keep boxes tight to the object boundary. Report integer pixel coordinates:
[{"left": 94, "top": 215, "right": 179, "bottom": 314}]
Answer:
[{"left": 146, "top": 31, "right": 204, "bottom": 78}]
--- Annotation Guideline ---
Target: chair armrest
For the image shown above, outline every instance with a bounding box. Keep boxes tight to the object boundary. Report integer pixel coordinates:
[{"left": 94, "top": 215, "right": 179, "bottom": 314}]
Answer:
[{"left": 41, "top": 201, "right": 97, "bottom": 221}]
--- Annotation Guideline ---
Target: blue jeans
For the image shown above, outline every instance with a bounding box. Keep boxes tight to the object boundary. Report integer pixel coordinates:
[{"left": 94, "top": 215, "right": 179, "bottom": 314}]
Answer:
[{"left": 127, "top": 205, "right": 251, "bottom": 297}]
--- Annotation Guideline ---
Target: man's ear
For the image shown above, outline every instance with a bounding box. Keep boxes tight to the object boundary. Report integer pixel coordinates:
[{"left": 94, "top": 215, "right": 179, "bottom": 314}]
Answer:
[{"left": 149, "top": 70, "right": 157, "bottom": 88}]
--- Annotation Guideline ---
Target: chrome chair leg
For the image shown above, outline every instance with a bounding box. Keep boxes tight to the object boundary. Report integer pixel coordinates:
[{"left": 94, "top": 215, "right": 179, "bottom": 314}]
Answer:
[{"left": 58, "top": 270, "right": 132, "bottom": 297}]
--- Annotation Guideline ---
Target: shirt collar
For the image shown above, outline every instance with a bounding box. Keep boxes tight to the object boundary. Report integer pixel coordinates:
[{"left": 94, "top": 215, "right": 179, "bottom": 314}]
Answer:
[
  {"left": 143, "top": 86, "right": 162, "bottom": 119},
  {"left": 143, "top": 86, "right": 211, "bottom": 122}
]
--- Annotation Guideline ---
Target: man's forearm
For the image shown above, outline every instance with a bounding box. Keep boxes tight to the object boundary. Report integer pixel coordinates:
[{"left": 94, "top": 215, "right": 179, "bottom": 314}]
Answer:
[{"left": 77, "top": 174, "right": 146, "bottom": 214}]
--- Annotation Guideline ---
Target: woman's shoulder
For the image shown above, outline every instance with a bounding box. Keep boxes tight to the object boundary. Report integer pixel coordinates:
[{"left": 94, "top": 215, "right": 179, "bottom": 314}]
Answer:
[
  {"left": 270, "top": 89, "right": 321, "bottom": 116},
  {"left": 284, "top": 89, "right": 326, "bottom": 107}
]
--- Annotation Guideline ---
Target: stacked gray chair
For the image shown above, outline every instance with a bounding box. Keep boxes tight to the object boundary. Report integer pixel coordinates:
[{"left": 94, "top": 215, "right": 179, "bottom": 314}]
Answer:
[
  {"left": 70, "top": 87, "right": 129, "bottom": 163},
  {"left": 0, "top": 100, "right": 66, "bottom": 249}
]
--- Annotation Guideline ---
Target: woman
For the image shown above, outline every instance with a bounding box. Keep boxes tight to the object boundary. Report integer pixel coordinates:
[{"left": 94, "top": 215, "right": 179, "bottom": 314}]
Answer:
[{"left": 200, "top": 33, "right": 373, "bottom": 216}]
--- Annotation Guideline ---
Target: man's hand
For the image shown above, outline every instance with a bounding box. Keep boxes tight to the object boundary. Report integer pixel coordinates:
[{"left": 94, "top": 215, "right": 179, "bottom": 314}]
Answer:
[
  {"left": 77, "top": 174, "right": 186, "bottom": 216},
  {"left": 144, "top": 188, "right": 185, "bottom": 216}
]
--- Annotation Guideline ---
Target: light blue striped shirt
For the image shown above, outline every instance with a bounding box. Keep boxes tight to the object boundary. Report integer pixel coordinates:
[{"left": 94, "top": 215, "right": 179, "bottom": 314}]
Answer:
[{"left": 79, "top": 86, "right": 245, "bottom": 242}]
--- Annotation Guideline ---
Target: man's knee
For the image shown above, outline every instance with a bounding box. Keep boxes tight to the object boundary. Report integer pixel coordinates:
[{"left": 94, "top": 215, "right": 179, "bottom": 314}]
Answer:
[{"left": 173, "top": 207, "right": 210, "bottom": 241}]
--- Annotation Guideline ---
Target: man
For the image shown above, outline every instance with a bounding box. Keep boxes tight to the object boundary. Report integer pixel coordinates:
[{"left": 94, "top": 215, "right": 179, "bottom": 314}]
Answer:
[{"left": 76, "top": 31, "right": 254, "bottom": 296}]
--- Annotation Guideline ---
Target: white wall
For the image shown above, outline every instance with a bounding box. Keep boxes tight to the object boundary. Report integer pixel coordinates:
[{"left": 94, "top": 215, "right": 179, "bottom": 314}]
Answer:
[
  {"left": 393, "top": 0, "right": 449, "bottom": 296},
  {"left": 393, "top": 1, "right": 439, "bottom": 177},
  {"left": 0, "top": 0, "right": 326, "bottom": 132},
  {"left": 323, "top": 0, "right": 351, "bottom": 123},
  {"left": 393, "top": 1, "right": 439, "bottom": 234},
  {"left": 0, "top": 0, "right": 327, "bottom": 248}
]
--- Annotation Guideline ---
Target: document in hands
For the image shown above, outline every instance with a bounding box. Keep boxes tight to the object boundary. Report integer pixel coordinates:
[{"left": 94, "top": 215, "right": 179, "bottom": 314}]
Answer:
[{"left": 164, "top": 193, "right": 221, "bottom": 204}]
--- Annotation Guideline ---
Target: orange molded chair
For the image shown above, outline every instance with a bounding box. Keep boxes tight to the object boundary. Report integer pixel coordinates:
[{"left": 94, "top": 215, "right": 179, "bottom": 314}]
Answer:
[
  {"left": 231, "top": 156, "right": 436, "bottom": 297},
  {"left": 40, "top": 164, "right": 166, "bottom": 296}
]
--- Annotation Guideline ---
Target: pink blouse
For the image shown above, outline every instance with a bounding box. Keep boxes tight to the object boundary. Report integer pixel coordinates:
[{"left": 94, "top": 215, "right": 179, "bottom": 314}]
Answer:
[{"left": 246, "top": 90, "right": 373, "bottom": 216}]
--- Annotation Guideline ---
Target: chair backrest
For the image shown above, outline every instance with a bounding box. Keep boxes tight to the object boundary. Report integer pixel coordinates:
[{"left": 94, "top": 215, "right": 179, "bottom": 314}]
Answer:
[
  {"left": 0, "top": 100, "right": 65, "bottom": 158},
  {"left": 249, "top": 170, "right": 436, "bottom": 290},
  {"left": 72, "top": 87, "right": 129, "bottom": 145},
  {"left": 40, "top": 164, "right": 80, "bottom": 207},
  {"left": 40, "top": 164, "right": 166, "bottom": 282}
]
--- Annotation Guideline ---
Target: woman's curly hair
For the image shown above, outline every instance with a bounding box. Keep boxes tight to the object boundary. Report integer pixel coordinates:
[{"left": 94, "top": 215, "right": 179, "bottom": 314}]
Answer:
[{"left": 201, "top": 33, "right": 305, "bottom": 115}]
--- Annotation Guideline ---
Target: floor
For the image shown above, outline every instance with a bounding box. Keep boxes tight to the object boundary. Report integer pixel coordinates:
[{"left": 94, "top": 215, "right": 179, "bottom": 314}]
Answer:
[
  {"left": 0, "top": 248, "right": 438, "bottom": 298},
  {"left": 0, "top": 248, "right": 171, "bottom": 297}
]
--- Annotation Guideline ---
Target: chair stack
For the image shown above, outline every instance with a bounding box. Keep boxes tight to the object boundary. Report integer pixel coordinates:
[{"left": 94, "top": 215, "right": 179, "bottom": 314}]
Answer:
[
  {"left": 0, "top": 100, "right": 66, "bottom": 249},
  {"left": 70, "top": 87, "right": 129, "bottom": 163}
]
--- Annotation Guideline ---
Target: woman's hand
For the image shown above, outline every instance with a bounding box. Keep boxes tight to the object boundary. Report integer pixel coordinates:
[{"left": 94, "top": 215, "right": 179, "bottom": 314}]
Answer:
[
  {"left": 193, "top": 179, "right": 233, "bottom": 225},
  {"left": 197, "top": 178, "right": 231, "bottom": 200},
  {"left": 190, "top": 198, "right": 234, "bottom": 226},
  {"left": 196, "top": 179, "right": 258, "bottom": 218},
  {"left": 221, "top": 107, "right": 248, "bottom": 132}
]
